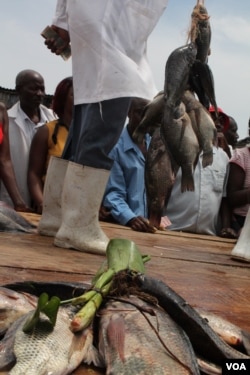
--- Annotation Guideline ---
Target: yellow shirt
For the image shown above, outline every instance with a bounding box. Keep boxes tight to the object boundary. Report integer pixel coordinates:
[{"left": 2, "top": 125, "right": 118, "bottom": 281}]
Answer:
[{"left": 46, "top": 119, "right": 69, "bottom": 171}]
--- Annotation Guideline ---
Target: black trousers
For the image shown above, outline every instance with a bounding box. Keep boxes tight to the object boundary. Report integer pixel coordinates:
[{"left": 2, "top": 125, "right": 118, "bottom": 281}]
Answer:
[{"left": 62, "top": 97, "right": 131, "bottom": 170}]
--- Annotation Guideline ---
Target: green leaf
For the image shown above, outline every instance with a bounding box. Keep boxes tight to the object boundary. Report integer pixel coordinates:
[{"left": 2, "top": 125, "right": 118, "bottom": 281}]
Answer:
[
  {"left": 22, "top": 293, "right": 61, "bottom": 333},
  {"left": 42, "top": 296, "right": 61, "bottom": 327},
  {"left": 106, "top": 238, "right": 148, "bottom": 273}
]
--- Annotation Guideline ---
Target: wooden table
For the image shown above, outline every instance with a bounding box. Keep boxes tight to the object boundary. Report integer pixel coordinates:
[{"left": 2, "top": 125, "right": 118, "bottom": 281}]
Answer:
[{"left": 1, "top": 214, "right": 249, "bottom": 374}]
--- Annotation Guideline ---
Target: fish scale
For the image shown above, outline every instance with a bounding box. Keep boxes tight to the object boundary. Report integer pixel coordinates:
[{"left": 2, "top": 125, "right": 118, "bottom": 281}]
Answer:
[
  {"left": 98, "top": 296, "right": 200, "bottom": 375},
  {"left": 8, "top": 308, "right": 94, "bottom": 375}
]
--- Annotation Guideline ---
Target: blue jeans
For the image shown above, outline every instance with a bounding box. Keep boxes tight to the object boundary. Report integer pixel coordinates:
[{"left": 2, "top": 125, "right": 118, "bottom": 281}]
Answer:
[{"left": 62, "top": 97, "right": 131, "bottom": 170}]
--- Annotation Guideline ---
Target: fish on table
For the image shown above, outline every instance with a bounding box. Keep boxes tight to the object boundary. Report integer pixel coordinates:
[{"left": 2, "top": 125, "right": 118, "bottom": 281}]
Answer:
[
  {"left": 0, "top": 202, "right": 36, "bottom": 233},
  {"left": 0, "top": 287, "right": 37, "bottom": 336},
  {"left": 98, "top": 295, "right": 200, "bottom": 375},
  {"left": 0, "top": 298, "right": 102, "bottom": 374},
  {"left": 1, "top": 279, "right": 250, "bottom": 374}
]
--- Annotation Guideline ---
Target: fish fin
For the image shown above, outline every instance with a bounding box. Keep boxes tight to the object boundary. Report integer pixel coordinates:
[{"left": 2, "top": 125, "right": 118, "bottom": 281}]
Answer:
[
  {"left": 202, "top": 151, "right": 213, "bottom": 168},
  {"left": 181, "top": 170, "right": 195, "bottom": 192},
  {"left": 148, "top": 212, "right": 162, "bottom": 230},
  {"left": 241, "top": 330, "right": 250, "bottom": 355},
  {"left": 107, "top": 314, "right": 125, "bottom": 362}
]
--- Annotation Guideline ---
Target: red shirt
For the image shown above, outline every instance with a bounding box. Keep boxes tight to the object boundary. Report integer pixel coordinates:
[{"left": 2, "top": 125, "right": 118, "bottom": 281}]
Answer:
[{"left": 0, "top": 123, "right": 3, "bottom": 144}]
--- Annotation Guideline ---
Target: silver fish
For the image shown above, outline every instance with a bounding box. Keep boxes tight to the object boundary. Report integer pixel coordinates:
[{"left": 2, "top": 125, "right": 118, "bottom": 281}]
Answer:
[
  {"left": 196, "top": 308, "right": 250, "bottom": 355},
  {"left": 0, "top": 203, "right": 36, "bottom": 233},
  {"left": 0, "top": 287, "right": 37, "bottom": 336},
  {"left": 98, "top": 295, "right": 200, "bottom": 375},
  {"left": 1, "top": 306, "right": 101, "bottom": 375}
]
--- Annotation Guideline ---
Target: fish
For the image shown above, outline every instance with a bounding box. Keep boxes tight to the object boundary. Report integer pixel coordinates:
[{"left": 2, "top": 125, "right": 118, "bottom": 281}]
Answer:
[
  {"left": 4, "top": 280, "right": 90, "bottom": 301},
  {"left": 135, "top": 274, "right": 250, "bottom": 366},
  {"left": 187, "top": 2, "right": 219, "bottom": 119},
  {"left": 164, "top": 43, "right": 197, "bottom": 109},
  {"left": 189, "top": 61, "right": 218, "bottom": 114},
  {"left": 145, "top": 128, "right": 177, "bottom": 229},
  {"left": 0, "top": 287, "right": 37, "bottom": 336},
  {"left": 195, "top": 308, "right": 250, "bottom": 355},
  {"left": 162, "top": 102, "right": 200, "bottom": 192},
  {"left": 0, "top": 202, "right": 36, "bottom": 233},
  {"left": 182, "top": 90, "right": 216, "bottom": 167},
  {"left": 0, "top": 304, "right": 102, "bottom": 374},
  {"left": 132, "top": 91, "right": 164, "bottom": 144},
  {"left": 188, "top": 2, "right": 211, "bottom": 64},
  {"left": 2, "top": 279, "right": 250, "bottom": 374},
  {"left": 97, "top": 295, "right": 200, "bottom": 375}
]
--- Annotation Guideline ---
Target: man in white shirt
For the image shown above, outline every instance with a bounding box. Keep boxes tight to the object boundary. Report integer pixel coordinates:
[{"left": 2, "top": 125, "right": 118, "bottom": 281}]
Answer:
[
  {"left": 0, "top": 70, "right": 55, "bottom": 208},
  {"left": 164, "top": 146, "right": 235, "bottom": 237},
  {"left": 41, "top": 0, "right": 169, "bottom": 254}
]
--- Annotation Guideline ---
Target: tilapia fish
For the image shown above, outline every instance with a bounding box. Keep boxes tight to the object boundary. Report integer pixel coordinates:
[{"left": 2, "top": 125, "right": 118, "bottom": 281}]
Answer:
[
  {"left": 164, "top": 43, "right": 197, "bottom": 109},
  {"left": 97, "top": 295, "right": 200, "bottom": 375},
  {"left": 162, "top": 102, "right": 200, "bottom": 192},
  {"left": 2, "top": 280, "right": 250, "bottom": 375},
  {"left": 145, "top": 128, "right": 177, "bottom": 229},
  {"left": 132, "top": 91, "right": 164, "bottom": 144},
  {"left": 0, "top": 202, "right": 36, "bottom": 233},
  {"left": 135, "top": 275, "right": 250, "bottom": 366},
  {"left": 0, "top": 287, "right": 37, "bottom": 336},
  {"left": 0, "top": 305, "right": 101, "bottom": 375},
  {"left": 182, "top": 90, "right": 216, "bottom": 167},
  {"left": 189, "top": 61, "right": 218, "bottom": 114},
  {"left": 189, "top": 2, "right": 211, "bottom": 64}
]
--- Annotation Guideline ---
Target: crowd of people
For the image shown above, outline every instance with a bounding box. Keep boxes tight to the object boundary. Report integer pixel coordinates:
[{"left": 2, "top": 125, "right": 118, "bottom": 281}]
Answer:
[
  {"left": 0, "top": 1, "right": 249, "bottom": 257},
  {"left": 0, "top": 66, "right": 249, "bottom": 243}
]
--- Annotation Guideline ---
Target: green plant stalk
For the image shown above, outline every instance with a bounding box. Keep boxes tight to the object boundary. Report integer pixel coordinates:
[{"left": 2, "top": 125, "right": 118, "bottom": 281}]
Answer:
[
  {"left": 60, "top": 289, "right": 96, "bottom": 306},
  {"left": 70, "top": 281, "right": 112, "bottom": 332}
]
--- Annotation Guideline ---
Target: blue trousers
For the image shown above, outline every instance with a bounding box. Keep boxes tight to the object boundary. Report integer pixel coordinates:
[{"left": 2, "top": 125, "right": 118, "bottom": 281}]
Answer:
[{"left": 62, "top": 97, "right": 131, "bottom": 170}]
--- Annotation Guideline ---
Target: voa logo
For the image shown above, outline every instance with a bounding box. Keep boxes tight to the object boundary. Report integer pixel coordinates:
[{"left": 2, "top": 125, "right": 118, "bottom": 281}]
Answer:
[
  {"left": 226, "top": 363, "right": 246, "bottom": 371},
  {"left": 222, "top": 359, "right": 250, "bottom": 374}
]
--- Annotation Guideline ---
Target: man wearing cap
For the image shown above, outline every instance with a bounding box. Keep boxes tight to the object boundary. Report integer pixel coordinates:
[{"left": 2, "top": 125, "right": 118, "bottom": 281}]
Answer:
[{"left": 209, "top": 106, "right": 239, "bottom": 158}]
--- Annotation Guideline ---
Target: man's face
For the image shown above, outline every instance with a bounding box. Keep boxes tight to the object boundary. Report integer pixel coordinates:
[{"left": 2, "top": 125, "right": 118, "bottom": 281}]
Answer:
[
  {"left": 19, "top": 77, "right": 45, "bottom": 108},
  {"left": 225, "top": 121, "right": 239, "bottom": 147},
  {"left": 210, "top": 111, "right": 228, "bottom": 133}
]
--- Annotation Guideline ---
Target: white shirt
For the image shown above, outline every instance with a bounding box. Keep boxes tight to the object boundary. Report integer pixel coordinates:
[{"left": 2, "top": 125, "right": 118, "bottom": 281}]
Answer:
[
  {"left": 0, "top": 102, "right": 55, "bottom": 207},
  {"left": 164, "top": 147, "right": 229, "bottom": 235},
  {"left": 52, "top": 0, "right": 168, "bottom": 104}
]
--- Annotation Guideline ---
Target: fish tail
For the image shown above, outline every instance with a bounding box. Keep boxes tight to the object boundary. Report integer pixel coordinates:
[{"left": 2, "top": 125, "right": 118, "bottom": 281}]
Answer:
[
  {"left": 148, "top": 212, "right": 162, "bottom": 230},
  {"left": 181, "top": 172, "right": 195, "bottom": 192},
  {"left": 202, "top": 151, "right": 213, "bottom": 168}
]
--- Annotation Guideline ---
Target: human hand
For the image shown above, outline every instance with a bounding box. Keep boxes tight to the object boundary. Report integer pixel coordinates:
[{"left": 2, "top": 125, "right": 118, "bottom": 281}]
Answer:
[
  {"left": 220, "top": 227, "right": 238, "bottom": 239},
  {"left": 99, "top": 206, "right": 114, "bottom": 222},
  {"left": 42, "top": 25, "right": 70, "bottom": 57},
  {"left": 15, "top": 204, "right": 34, "bottom": 213},
  {"left": 128, "top": 216, "right": 156, "bottom": 233},
  {"left": 159, "top": 215, "right": 172, "bottom": 230}
]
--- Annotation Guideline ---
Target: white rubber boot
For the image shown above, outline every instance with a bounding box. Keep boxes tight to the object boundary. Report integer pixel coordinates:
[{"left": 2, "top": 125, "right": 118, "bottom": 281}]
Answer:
[
  {"left": 38, "top": 156, "right": 68, "bottom": 237},
  {"left": 231, "top": 208, "right": 250, "bottom": 262},
  {"left": 54, "top": 162, "right": 109, "bottom": 254}
]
